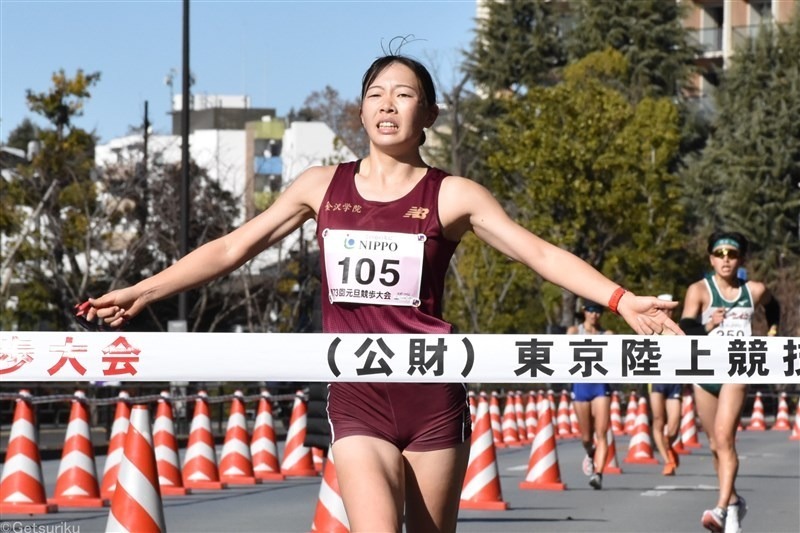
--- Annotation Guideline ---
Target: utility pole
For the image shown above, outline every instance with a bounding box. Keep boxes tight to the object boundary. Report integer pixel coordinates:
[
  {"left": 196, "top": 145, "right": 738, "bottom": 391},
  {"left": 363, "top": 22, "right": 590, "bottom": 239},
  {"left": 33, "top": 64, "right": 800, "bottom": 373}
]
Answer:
[{"left": 178, "top": 0, "right": 191, "bottom": 326}]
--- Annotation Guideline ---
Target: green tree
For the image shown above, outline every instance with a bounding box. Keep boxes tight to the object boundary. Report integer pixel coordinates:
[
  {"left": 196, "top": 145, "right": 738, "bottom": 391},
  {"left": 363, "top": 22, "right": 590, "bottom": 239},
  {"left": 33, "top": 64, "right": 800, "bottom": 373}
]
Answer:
[
  {"left": 1, "top": 70, "right": 101, "bottom": 330},
  {"left": 447, "top": 50, "right": 692, "bottom": 332},
  {"left": 566, "top": 0, "right": 701, "bottom": 101},
  {"left": 6, "top": 118, "right": 40, "bottom": 151},
  {"left": 463, "top": 0, "right": 567, "bottom": 96},
  {"left": 681, "top": 14, "right": 800, "bottom": 334}
]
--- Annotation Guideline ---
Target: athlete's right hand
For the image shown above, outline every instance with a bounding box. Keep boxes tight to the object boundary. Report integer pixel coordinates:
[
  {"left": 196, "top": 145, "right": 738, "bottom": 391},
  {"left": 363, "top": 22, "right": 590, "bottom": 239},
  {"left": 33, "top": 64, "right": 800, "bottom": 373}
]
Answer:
[
  {"left": 84, "top": 287, "right": 144, "bottom": 329},
  {"left": 706, "top": 307, "right": 726, "bottom": 330}
]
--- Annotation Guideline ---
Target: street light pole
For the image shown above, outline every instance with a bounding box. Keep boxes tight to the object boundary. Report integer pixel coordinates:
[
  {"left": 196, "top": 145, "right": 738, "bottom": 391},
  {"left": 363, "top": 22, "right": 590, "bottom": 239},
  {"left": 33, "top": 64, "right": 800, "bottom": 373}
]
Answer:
[{"left": 178, "top": 0, "right": 190, "bottom": 325}]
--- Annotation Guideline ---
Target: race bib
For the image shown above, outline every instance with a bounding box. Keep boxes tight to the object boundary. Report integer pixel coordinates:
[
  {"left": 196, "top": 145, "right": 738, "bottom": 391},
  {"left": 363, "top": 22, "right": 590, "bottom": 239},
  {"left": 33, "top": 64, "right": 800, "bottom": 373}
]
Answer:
[{"left": 322, "top": 228, "right": 426, "bottom": 307}]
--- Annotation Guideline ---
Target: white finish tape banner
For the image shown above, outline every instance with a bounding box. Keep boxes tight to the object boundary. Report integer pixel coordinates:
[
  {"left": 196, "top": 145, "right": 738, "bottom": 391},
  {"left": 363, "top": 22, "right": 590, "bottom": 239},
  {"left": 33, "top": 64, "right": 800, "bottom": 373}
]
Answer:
[{"left": 0, "top": 331, "right": 798, "bottom": 384}]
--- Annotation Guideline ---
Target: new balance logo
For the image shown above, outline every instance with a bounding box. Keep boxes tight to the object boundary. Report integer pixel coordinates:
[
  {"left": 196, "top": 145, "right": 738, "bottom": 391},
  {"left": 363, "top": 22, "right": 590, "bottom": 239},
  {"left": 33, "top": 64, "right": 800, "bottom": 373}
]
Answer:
[{"left": 403, "top": 207, "right": 429, "bottom": 219}]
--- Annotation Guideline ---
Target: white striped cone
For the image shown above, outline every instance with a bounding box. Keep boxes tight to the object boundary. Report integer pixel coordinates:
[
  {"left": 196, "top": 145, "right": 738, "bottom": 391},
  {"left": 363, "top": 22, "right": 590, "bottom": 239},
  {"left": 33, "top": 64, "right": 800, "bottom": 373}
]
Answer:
[
  {"left": 105, "top": 405, "right": 166, "bottom": 533},
  {"left": 468, "top": 390, "right": 477, "bottom": 429},
  {"left": 624, "top": 397, "right": 658, "bottom": 464},
  {"left": 524, "top": 392, "right": 538, "bottom": 442},
  {"left": 624, "top": 391, "right": 638, "bottom": 435},
  {"left": 501, "top": 393, "right": 521, "bottom": 447},
  {"left": 519, "top": 393, "right": 565, "bottom": 490},
  {"left": 219, "top": 390, "right": 258, "bottom": 485},
  {"left": 790, "top": 403, "right": 800, "bottom": 441},
  {"left": 101, "top": 391, "right": 131, "bottom": 499},
  {"left": 153, "top": 391, "right": 189, "bottom": 496},
  {"left": 280, "top": 391, "right": 318, "bottom": 477},
  {"left": 610, "top": 391, "right": 625, "bottom": 435},
  {"left": 772, "top": 392, "right": 791, "bottom": 431},
  {"left": 680, "top": 391, "right": 702, "bottom": 448},
  {"left": 488, "top": 392, "right": 504, "bottom": 448},
  {"left": 49, "top": 390, "right": 106, "bottom": 507},
  {"left": 0, "top": 390, "right": 57, "bottom": 514},
  {"left": 250, "top": 391, "right": 284, "bottom": 481},
  {"left": 569, "top": 401, "right": 581, "bottom": 438},
  {"left": 513, "top": 392, "right": 527, "bottom": 443},
  {"left": 460, "top": 393, "right": 508, "bottom": 510},
  {"left": 312, "top": 447, "right": 325, "bottom": 473},
  {"left": 745, "top": 391, "right": 767, "bottom": 431},
  {"left": 310, "top": 447, "right": 350, "bottom": 532},
  {"left": 555, "top": 390, "right": 572, "bottom": 439},
  {"left": 182, "top": 391, "right": 226, "bottom": 490},
  {"left": 547, "top": 390, "right": 557, "bottom": 422},
  {"left": 601, "top": 428, "right": 622, "bottom": 474}
]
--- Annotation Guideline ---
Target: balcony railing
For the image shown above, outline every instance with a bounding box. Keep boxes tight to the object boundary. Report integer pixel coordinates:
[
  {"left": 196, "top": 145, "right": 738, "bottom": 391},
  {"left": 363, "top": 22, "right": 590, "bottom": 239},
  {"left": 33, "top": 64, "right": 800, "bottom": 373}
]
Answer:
[{"left": 689, "top": 27, "right": 723, "bottom": 52}]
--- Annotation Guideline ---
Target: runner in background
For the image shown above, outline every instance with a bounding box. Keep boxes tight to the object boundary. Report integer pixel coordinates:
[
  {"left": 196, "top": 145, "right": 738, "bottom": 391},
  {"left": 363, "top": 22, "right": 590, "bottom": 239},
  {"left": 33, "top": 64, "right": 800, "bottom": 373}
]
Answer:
[
  {"left": 648, "top": 294, "right": 682, "bottom": 476},
  {"left": 567, "top": 300, "right": 613, "bottom": 490},
  {"left": 680, "top": 230, "right": 780, "bottom": 533}
]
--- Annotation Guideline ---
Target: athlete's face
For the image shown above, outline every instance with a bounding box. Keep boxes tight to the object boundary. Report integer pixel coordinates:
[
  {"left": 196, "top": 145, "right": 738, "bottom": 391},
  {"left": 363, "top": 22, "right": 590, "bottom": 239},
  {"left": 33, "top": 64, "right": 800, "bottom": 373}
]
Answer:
[
  {"left": 360, "top": 62, "right": 438, "bottom": 150},
  {"left": 709, "top": 246, "right": 740, "bottom": 277}
]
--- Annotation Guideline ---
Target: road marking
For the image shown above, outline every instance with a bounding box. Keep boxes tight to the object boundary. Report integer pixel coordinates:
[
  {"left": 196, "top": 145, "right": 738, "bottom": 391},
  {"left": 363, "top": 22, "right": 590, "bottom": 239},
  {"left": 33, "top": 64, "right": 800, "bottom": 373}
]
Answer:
[{"left": 641, "top": 484, "right": 718, "bottom": 497}]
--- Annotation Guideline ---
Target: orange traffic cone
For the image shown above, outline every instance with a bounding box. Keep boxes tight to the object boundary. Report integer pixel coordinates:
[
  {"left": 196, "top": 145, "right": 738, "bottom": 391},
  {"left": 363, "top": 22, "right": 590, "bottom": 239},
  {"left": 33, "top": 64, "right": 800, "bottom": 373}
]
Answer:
[
  {"left": 610, "top": 391, "right": 625, "bottom": 435},
  {"left": 555, "top": 390, "right": 572, "bottom": 440},
  {"left": 790, "top": 402, "right": 800, "bottom": 441},
  {"left": 460, "top": 393, "right": 508, "bottom": 510},
  {"left": 501, "top": 392, "right": 521, "bottom": 447},
  {"left": 0, "top": 390, "right": 57, "bottom": 515},
  {"left": 624, "top": 397, "right": 658, "bottom": 464},
  {"left": 105, "top": 405, "right": 166, "bottom": 533},
  {"left": 468, "top": 390, "right": 477, "bottom": 429},
  {"left": 101, "top": 391, "right": 131, "bottom": 499},
  {"left": 49, "top": 390, "right": 106, "bottom": 507},
  {"left": 312, "top": 447, "right": 325, "bottom": 473},
  {"left": 519, "top": 393, "right": 566, "bottom": 491},
  {"left": 489, "top": 391, "right": 504, "bottom": 448},
  {"left": 680, "top": 390, "right": 702, "bottom": 448},
  {"left": 182, "top": 391, "right": 226, "bottom": 490},
  {"left": 524, "top": 392, "right": 538, "bottom": 442},
  {"left": 745, "top": 391, "right": 767, "bottom": 431},
  {"left": 772, "top": 392, "right": 791, "bottom": 431},
  {"left": 624, "top": 390, "right": 638, "bottom": 435},
  {"left": 601, "top": 428, "right": 622, "bottom": 474},
  {"left": 280, "top": 391, "right": 318, "bottom": 477},
  {"left": 219, "top": 390, "right": 258, "bottom": 485},
  {"left": 513, "top": 392, "right": 528, "bottom": 444},
  {"left": 251, "top": 391, "right": 284, "bottom": 481},
  {"left": 310, "top": 447, "right": 350, "bottom": 532},
  {"left": 153, "top": 391, "right": 189, "bottom": 496},
  {"left": 569, "top": 401, "right": 581, "bottom": 438}
]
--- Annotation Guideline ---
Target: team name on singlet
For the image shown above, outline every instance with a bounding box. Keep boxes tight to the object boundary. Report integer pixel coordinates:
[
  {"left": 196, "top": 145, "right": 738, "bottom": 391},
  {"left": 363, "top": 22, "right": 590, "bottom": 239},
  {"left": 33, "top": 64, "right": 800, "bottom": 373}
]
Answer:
[{"left": 322, "top": 228, "right": 426, "bottom": 307}]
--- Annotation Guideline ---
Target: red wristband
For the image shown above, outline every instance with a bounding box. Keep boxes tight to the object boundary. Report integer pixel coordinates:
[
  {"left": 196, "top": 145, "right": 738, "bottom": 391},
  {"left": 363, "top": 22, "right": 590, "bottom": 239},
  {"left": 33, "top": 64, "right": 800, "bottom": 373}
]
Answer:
[{"left": 608, "top": 287, "right": 627, "bottom": 315}]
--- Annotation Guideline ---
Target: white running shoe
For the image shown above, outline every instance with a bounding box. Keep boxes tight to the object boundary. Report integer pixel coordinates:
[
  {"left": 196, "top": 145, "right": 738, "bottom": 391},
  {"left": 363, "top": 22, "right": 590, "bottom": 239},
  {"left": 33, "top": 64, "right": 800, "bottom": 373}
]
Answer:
[
  {"left": 726, "top": 495, "right": 747, "bottom": 533},
  {"left": 582, "top": 454, "right": 595, "bottom": 476},
  {"left": 701, "top": 507, "right": 727, "bottom": 533}
]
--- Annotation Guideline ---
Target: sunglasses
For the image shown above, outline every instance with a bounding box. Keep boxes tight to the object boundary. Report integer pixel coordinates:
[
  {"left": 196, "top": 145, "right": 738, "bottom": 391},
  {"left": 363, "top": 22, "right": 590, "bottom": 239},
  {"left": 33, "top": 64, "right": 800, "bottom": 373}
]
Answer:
[
  {"left": 712, "top": 248, "right": 740, "bottom": 260},
  {"left": 584, "top": 307, "right": 603, "bottom": 314}
]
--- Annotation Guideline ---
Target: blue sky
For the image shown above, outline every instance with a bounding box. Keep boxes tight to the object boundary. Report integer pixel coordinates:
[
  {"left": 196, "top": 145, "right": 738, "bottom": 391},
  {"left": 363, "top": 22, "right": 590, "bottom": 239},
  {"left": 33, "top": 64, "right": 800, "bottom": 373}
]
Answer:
[{"left": 1, "top": 0, "right": 477, "bottom": 143}]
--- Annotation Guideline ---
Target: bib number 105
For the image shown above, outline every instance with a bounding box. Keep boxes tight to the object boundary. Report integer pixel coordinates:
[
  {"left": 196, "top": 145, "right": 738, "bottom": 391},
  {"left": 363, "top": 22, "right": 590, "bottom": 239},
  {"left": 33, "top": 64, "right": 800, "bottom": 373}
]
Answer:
[{"left": 337, "top": 258, "right": 400, "bottom": 287}]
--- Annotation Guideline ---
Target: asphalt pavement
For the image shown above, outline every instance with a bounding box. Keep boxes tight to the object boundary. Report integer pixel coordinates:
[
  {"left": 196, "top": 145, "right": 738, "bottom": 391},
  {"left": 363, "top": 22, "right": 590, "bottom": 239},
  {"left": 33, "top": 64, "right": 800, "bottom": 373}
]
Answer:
[{"left": 1, "top": 429, "right": 798, "bottom": 533}]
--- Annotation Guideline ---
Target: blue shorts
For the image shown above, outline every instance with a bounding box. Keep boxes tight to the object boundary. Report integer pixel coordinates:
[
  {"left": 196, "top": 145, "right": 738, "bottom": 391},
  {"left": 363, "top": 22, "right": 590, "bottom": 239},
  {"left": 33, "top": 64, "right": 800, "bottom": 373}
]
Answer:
[
  {"left": 651, "top": 384, "right": 682, "bottom": 399},
  {"left": 571, "top": 383, "right": 611, "bottom": 402}
]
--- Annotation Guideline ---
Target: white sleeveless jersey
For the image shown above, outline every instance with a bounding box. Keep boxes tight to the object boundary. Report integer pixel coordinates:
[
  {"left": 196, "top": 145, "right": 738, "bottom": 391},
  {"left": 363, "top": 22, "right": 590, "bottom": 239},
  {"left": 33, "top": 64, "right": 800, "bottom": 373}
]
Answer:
[{"left": 701, "top": 274, "right": 755, "bottom": 336}]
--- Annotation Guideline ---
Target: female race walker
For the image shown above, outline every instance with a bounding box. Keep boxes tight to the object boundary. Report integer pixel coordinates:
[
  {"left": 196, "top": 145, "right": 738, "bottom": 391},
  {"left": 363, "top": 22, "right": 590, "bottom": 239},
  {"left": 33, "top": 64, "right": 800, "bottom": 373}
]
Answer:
[
  {"left": 681, "top": 230, "right": 779, "bottom": 533},
  {"left": 567, "top": 300, "right": 613, "bottom": 490},
  {"left": 85, "top": 54, "right": 681, "bottom": 532}
]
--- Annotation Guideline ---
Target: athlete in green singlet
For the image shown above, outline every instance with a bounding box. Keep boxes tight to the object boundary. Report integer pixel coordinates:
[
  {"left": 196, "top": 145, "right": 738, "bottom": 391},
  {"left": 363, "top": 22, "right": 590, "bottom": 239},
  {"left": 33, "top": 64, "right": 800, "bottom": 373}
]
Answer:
[{"left": 681, "top": 231, "right": 780, "bottom": 533}]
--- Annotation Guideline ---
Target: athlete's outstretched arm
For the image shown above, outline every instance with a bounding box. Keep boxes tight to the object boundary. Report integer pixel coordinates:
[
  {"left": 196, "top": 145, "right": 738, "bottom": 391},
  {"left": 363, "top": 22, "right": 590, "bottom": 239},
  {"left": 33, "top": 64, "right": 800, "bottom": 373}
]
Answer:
[
  {"left": 439, "top": 176, "right": 681, "bottom": 335},
  {"left": 86, "top": 166, "right": 332, "bottom": 327}
]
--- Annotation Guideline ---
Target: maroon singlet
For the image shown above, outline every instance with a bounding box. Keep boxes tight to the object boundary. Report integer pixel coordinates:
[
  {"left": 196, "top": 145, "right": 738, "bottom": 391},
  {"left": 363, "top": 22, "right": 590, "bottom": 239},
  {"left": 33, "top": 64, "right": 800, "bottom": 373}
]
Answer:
[{"left": 317, "top": 160, "right": 470, "bottom": 451}]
